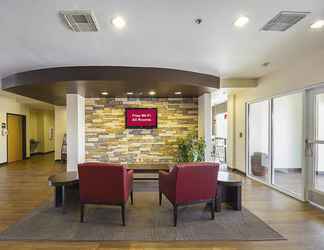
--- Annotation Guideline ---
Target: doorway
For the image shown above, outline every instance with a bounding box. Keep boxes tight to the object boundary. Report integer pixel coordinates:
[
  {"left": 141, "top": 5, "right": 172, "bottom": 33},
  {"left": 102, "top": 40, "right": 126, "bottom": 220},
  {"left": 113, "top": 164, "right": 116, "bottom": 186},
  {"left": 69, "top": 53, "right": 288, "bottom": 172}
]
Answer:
[
  {"left": 7, "top": 114, "right": 26, "bottom": 163},
  {"left": 246, "top": 92, "right": 305, "bottom": 200},
  {"left": 306, "top": 87, "right": 324, "bottom": 207}
]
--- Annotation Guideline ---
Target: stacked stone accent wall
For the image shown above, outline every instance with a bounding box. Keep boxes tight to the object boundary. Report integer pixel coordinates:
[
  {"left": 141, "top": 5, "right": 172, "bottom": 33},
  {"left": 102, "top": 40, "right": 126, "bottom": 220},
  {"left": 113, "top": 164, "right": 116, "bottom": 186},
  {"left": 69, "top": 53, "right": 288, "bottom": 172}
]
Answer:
[{"left": 85, "top": 98, "right": 198, "bottom": 164}]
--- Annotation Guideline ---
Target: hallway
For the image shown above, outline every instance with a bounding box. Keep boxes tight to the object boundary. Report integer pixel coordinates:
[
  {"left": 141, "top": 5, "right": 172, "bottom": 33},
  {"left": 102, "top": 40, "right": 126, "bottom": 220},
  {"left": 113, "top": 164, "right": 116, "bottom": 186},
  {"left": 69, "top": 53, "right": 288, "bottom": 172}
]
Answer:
[{"left": 0, "top": 154, "right": 323, "bottom": 249}]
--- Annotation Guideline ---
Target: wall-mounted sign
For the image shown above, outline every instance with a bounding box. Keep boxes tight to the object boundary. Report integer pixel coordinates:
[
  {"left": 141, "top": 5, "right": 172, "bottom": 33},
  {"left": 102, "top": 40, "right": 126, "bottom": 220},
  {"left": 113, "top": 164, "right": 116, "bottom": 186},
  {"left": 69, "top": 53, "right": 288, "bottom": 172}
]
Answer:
[{"left": 125, "top": 108, "right": 158, "bottom": 129}]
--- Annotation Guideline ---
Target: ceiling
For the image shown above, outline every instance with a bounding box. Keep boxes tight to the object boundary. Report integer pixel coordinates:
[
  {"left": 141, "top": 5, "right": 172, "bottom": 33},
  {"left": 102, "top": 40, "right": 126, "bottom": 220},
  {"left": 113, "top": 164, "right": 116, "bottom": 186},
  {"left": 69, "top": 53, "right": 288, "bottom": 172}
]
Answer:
[{"left": 0, "top": 0, "right": 324, "bottom": 81}]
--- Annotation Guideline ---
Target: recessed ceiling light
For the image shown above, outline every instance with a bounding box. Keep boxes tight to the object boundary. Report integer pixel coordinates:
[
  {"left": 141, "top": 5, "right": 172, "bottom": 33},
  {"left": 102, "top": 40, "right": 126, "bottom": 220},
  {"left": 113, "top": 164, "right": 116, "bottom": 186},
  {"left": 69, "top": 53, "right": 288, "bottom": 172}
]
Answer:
[
  {"left": 174, "top": 91, "right": 182, "bottom": 95},
  {"left": 126, "top": 92, "right": 134, "bottom": 95},
  {"left": 148, "top": 90, "right": 156, "bottom": 96},
  {"left": 234, "top": 16, "right": 249, "bottom": 28},
  {"left": 112, "top": 16, "right": 126, "bottom": 29},
  {"left": 101, "top": 91, "right": 109, "bottom": 96},
  {"left": 194, "top": 18, "right": 202, "bottom": 24},
  {"left": 311, "top": 20, "right": 324, "bottom": 29}
]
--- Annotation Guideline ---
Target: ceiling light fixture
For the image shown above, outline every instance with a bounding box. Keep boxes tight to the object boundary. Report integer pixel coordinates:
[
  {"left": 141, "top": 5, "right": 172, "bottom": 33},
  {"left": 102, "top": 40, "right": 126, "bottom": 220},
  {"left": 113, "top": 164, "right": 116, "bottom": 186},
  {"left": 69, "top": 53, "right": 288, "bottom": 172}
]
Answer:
[
  {"left": 112, "top": 16, "right": 126, "bottom": 29},
  {"left": 148, "top": 90, "right": 156, "bottom": 96},
  {"left": 174, "top": 91, "right": 182, "bottom": 95},
  {"left": 126, "top": 92, "right": 134, "bottom": 95},
  {"left": 311, "top": 20, "right": 324, "bottom": 29},
  {"left": 194, "top": 18, "right": 202, "bottom": 24},
  {"left": 234, "top": 16, "right": 249, "bottom": 28},
  {"left": 101, "top": 91, "right": 109, "bottom": 96}
]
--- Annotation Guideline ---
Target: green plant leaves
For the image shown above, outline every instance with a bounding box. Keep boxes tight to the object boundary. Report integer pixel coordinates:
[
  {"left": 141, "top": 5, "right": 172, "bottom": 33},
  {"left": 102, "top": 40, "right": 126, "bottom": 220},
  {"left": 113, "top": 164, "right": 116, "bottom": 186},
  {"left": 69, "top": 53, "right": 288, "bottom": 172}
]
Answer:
[{"left": 175, "top": 131, "right": 205, "bottom": 163}]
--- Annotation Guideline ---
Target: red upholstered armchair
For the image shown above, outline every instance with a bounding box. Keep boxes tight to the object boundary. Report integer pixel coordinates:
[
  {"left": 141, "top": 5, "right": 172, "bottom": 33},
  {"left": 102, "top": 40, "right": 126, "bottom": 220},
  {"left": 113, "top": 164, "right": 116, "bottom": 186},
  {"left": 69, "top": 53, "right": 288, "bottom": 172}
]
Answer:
[
  {"left": 159, "top": 162, "right": 219, "bottom": 226},
  {"left": 78, "top": 163, "right": 134, "bottom": 226}
]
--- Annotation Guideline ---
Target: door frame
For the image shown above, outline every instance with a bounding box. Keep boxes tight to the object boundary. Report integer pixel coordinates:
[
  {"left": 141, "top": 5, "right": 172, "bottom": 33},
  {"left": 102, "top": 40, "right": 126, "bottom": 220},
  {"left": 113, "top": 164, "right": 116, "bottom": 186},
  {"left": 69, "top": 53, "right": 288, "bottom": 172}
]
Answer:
[
  {"left": 305, "top": 86, "right": 324, "bottom": 203},
  {"left": 6, "top": 113, "right": 27, "bottom": 162},
  {"left": 245, "top": 90, "right": 306, "bottom": 201}
]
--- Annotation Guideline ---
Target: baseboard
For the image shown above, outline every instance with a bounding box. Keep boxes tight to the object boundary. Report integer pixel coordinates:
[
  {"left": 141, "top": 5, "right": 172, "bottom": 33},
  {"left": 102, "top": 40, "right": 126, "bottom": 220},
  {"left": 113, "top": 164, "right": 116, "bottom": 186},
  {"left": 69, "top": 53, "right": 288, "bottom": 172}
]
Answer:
[
  {"left": 227, "top": 167, "right": 246, "bottom": 176},
  {"left": 274, "top": 168, "right": 302, "bottom": 173},
  {"left": 55, "top": 159, "right": 66, "bottom": 162},
  {"left": 0, "top": 161, "right": 7, "bottom": 166},
  {"left": 31, "top": 151, "right": 54, "bottom": 156}
]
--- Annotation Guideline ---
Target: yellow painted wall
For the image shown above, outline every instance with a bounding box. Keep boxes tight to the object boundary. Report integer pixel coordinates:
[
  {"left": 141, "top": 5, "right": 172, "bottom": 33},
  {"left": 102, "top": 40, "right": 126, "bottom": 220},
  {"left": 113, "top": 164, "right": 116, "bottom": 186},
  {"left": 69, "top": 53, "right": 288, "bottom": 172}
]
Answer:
[
  {"left": 0, "top": 96, "right": 30, "bottom": 163},
  {"left": 54, "top": 106, "right": 66, "bottom": 160},
  {"left": 29, "top": 109, "right": 54, "bottom": 154}
]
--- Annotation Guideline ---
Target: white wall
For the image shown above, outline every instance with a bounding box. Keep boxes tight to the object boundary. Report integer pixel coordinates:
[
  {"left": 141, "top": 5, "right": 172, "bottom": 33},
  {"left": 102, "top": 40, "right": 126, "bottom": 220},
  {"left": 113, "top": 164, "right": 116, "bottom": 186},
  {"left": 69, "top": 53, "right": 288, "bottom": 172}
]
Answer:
[
  {"left": 198, "top": 93, "right": 212, "bottom": 162},
  {"left": 272, "top": 93, "right": 303, "bottom": 170},
  {"left": 229, "top": 49, "right": 324, "bottom": 172},
  {"left": 215, "top": 113, "right": 227, "bottom": 139},
  {"left": 66, "top": 94, "right": 85, "bottom": 171},
  {"left": 0, "top": 96, "right": 30, "bottom": 163},
  {"left": 54, "top": 106, "right": 66, "bottom": 160}
]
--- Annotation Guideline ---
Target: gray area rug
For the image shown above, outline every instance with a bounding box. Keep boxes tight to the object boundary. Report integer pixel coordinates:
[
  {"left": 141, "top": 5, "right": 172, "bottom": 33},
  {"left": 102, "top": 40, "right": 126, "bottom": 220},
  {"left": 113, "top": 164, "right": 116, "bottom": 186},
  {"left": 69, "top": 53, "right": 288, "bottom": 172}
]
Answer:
[{"left": 0, "top": 181, "right": 284, "bottom": 241}]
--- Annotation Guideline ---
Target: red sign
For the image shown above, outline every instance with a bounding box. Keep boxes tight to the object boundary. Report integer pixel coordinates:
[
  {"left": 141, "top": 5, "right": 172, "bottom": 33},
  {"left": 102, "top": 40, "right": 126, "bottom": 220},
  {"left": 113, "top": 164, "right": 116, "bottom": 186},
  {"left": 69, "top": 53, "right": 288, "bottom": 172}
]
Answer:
[{"left": 125, "top": 108, "right": 158, "bottom": 129}]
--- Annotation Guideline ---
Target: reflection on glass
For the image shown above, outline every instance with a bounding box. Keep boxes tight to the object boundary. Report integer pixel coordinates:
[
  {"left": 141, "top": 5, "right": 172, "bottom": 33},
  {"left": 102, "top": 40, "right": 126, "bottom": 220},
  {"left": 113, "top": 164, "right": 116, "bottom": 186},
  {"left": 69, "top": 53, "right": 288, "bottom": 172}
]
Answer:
[
  {"left": 248, "top": 101, "right": 269, "bottom": 183},
  {"left": 272, "top": 93, "right": 303, "bottom": 195}
]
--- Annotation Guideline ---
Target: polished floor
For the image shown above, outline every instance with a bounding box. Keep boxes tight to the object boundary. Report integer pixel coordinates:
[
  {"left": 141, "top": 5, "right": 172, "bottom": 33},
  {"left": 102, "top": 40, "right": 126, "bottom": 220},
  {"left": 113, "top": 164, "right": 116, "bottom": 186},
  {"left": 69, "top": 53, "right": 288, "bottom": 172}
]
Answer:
[
  {"left": 252, "top": 170, "right": 324, "bottom": 196},
  {"left": 0, "top": 154, "right": 324, "bottom": 249}
]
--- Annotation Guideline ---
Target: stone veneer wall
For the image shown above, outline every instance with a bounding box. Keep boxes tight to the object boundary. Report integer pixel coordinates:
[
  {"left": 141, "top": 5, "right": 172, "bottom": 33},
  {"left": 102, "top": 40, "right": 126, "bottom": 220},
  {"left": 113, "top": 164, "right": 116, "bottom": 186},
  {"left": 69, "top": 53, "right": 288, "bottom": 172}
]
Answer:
[{"left": 85, "top": 98, "right": 198, "bottom": 164}]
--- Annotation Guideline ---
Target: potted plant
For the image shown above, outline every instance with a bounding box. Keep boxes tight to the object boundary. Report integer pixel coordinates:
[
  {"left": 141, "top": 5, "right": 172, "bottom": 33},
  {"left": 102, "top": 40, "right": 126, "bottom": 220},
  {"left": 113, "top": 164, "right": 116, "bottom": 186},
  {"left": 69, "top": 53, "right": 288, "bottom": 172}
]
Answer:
[{"left": 175, "top": 131, "right": 206, "bottom": 163}]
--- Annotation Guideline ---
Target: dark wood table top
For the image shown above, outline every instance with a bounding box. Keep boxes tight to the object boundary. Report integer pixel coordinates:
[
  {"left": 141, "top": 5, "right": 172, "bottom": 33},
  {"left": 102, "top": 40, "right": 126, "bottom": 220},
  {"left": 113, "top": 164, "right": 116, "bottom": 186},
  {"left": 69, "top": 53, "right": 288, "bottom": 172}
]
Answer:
[
  {"left": 48, "top": 171, "right": 79, "bottom": 186},
  {"left": 127, "top": 163, "right": 173, "bottom": 170},
  {"left": 218, "top": 171, "right": 243, "bottom": 186},
  {"left": 48, "top": 169, "right": 243, "bottom": 187}
]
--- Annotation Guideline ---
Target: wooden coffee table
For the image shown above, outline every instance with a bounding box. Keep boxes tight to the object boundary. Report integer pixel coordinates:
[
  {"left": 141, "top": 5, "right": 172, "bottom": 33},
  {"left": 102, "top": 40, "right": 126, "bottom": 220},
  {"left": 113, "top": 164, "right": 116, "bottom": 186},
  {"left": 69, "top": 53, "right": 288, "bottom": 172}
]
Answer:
[
  {"left": 48, "top": 171, "right": 79, "bottom": 209},
  {"left": 215, "top": 171, "right": 243, "bottom": 212}
]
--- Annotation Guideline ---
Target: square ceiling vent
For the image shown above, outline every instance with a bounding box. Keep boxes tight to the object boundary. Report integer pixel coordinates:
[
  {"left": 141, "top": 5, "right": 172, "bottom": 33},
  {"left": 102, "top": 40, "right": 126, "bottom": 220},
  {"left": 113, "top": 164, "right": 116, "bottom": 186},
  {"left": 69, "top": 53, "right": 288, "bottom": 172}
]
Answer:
[
  {"left": 60, "top": 10, "right": 99, "bottom": 32},
  {"left": 261, "top": 11, "right": 310, "bottom": 31}
]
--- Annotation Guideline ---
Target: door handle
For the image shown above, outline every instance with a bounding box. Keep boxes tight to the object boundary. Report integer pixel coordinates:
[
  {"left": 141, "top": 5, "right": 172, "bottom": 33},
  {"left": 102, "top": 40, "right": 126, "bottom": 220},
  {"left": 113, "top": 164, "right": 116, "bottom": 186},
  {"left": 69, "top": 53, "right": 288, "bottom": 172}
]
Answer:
[{"left": 305, "top": 139, "right": 313, "bottom": 157}]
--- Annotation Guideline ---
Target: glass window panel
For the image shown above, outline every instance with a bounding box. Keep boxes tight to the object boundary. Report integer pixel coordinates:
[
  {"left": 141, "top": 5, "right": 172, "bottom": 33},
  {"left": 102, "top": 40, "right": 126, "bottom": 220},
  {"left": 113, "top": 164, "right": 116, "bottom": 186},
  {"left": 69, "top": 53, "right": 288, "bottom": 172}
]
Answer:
[
  {"left": 315, "top": 94, "right": 324, "bottom": 192},
  {"left": 248, "top": 101, "right": 270, "bottom": 183},
  {"left": 272, "top": 92, "right": 303, "bottom": 195}
]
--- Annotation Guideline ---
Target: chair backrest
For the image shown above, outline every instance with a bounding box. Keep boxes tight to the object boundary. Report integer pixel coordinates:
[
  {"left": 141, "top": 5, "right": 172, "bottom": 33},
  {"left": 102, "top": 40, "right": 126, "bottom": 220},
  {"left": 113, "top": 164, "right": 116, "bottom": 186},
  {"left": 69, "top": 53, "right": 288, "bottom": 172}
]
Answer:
[
  {"left": 174, "top": 162, "right": 219, "bottom": 204},
  {"left": 78, "top": 162, "right": 127, "bottom": 204}
]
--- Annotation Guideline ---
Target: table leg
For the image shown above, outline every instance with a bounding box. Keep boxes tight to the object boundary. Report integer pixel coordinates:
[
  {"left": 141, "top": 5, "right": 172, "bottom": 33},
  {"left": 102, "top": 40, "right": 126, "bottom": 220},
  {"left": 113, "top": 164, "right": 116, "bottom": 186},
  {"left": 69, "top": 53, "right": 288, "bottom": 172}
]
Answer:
[
  {"left": 55, "top": 186, "right": 63, "bottom": 207},
  {"left": 61, "top": 186, "right": 66, "bottom": 213},
  {"left": 215, "top": 185, "right": 222, "bottom": 212},
  {"left": 233, "top": 186, "right": 242, "bottom": 210}
]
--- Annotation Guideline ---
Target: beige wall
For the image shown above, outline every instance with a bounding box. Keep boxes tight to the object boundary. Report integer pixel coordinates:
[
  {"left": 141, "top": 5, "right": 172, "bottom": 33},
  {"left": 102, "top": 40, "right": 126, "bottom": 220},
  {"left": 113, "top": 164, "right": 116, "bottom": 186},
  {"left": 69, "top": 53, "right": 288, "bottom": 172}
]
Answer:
[
  {"left": 54, "top": 106, "right": 66, "bottom": 160},
  {"left": 0, "top": 96, "right": 30, "bottom": 163},
  {"left": 228, "top": 49, "right": 324, "bottom": 172}
]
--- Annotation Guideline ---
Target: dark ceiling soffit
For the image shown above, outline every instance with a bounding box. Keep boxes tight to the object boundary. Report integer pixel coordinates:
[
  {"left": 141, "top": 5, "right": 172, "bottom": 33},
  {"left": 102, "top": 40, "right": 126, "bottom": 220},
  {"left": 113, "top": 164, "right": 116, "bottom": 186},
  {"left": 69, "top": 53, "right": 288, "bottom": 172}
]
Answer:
[{"left": 1, "top": 66, "right": 220, "bottom": 89}]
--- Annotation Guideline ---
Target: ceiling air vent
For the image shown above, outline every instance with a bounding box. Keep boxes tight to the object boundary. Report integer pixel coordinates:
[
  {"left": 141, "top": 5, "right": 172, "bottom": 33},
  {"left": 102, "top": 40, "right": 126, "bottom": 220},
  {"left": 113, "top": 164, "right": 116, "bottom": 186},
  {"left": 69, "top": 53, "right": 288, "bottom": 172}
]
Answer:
[
  {"left": 60, "top": 10, "right": 99, "bottom": 32},
  {"left": 261, "top": 11, "right": 310, "bottom": 31}
]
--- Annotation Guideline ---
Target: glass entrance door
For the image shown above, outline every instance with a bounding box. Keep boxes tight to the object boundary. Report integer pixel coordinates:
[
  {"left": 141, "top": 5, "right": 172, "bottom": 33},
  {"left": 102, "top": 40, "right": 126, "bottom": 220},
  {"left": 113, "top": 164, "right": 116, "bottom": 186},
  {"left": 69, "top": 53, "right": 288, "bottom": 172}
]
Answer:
[
  {"left": 247, "top": 92, "right": 305, "bottom": 200},
  {"left": 306, "top": 88, "right": 324, "bottom": 205}
]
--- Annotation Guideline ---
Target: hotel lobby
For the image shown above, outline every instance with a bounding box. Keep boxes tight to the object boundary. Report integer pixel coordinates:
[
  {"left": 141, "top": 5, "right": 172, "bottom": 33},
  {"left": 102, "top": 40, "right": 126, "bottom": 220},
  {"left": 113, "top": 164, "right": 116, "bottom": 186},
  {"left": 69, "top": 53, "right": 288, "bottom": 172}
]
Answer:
[{"left": 1, "top": 0, "right": 324, "bottom": 249}]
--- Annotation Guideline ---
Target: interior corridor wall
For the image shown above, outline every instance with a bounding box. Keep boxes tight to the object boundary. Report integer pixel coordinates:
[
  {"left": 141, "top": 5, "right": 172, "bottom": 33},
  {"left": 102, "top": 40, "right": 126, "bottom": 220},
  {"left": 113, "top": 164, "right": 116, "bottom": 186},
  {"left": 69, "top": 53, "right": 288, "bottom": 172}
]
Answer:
[
  {"left": 54, "top": 106, "right": 66, "bottom": 161},
  {"left": 0, "top": 96, "right": 30, "bottom": 163},
  {"left": 228, "top": 49, "right": 324, "bottom": 172},
  {"left": 29, "top": 109, "right": 55, "bottom": 154}
]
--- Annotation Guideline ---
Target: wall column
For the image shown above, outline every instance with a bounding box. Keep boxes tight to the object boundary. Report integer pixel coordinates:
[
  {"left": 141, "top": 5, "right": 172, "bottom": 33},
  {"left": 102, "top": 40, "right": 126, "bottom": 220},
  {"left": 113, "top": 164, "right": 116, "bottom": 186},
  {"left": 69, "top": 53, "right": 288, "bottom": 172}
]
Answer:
[
  {"left": 66, "top": 94, "right": 85, "bottom": 172},
  {"left": 198, "top": 93, "right": 212, "bottom": 162}
]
